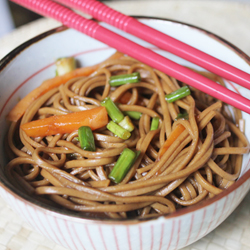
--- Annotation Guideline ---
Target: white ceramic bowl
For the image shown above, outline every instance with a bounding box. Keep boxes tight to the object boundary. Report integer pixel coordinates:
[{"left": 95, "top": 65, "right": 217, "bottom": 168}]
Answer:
[{"left": 0, "top": 17, "right": 250, "bottom": 250}]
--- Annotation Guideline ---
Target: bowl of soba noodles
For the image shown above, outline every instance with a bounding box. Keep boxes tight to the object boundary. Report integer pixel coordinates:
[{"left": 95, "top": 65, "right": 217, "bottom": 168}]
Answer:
[{"left": 0, "top": 17, "right": 250, "bottom": 250}]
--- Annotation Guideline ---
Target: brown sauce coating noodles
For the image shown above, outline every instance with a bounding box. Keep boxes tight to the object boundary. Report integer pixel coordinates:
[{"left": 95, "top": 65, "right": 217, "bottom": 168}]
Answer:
[{"left": 5, "top": 54, "right": 249, "bottom": 219}]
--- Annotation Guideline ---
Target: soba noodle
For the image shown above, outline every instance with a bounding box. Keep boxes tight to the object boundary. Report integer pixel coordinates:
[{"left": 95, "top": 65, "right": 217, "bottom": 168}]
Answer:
[{"left": 5, "top": 53, "right": 249, "bottom": 219}]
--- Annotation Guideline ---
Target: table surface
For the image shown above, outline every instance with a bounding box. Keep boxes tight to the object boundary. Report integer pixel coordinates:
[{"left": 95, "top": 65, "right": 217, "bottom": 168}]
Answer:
[{"left": 0, "top": 1, "right": 250, "bottom": 250}]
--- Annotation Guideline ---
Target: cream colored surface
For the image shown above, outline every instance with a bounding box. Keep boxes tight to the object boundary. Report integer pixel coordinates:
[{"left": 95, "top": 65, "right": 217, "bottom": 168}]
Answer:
[{"left": 0, "top": 1, "right": 250, "bottom": 249}]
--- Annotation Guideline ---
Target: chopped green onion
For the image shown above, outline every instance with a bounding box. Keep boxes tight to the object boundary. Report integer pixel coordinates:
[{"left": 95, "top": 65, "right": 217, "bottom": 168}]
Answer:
[
  {"left": 150, "top": 117, "right": 160, "bottom": 130},
  {"left": 118, "top": 116, "right": 134, "bottom": 132},
  {"left": 67, "top": 153, "right": 77, "bottom": 160},
  {"left": 101, "top": 97, "right": 124, "bottom": 123},
  {"left": 78, "top": 126, "right": 96, "bottom": 151},
  {"left": 134, "top": 150, "right": 141, "bottom": 162},
  {"left": 109, "top": 148, "right": 139, "bottom": 183},
  {"left": 175, "top": 112, "right": 189, "bottom": 120},
  {"left": 123, "top": 111, "right": 142, "bottom": 120},
  {"left": 131, "top": 150, "right": 141, "bottom": 168},
  {"left": 107, "top": 121, "right": 131, "bottom": 140},
  {"left": 165, "top": 86, "right": 191, "bottom": 103},
  {"left": 109, "top": 72, "right": 141, "bottom": 87},
  {"left": 55, "top": 57, "right": 76, "bottom": 76}
]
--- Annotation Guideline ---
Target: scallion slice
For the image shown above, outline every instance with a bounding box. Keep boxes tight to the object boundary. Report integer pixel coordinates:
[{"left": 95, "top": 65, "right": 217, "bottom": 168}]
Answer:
[
  {"left": 175, "top": 112, "right": 189, "bottom": 120},
  {"left": 55, "top": 57, "right": 76, "bottom": 76},
  {"left": 101, "top": 97, "right": 124, "bottom": 123},
  {"left": 78, "top": 126, "right": 96, "bottom": 151},
  {"left": 107, "top": 121, "right": 131, "bottom": 140},
  {"left": 123, "top": 111, "right": 142, "bottom": 120},
  {"left": 118, "top": 116, "right": 134, "bottom": 132},
  {"left": 67, "top": 153, "right": 77, "bottom": 160},
  {"left": 109, "top": 148, "right": 139, "bottom": 183},
  {"left": 165, "top": 86, "right": 191, "bottom": 103},
  {"left": 109, "top": 72, "right": 141, "bottom": 87},
  {"left": 150, "top": 117, "right": 160, "bottom": 130}
]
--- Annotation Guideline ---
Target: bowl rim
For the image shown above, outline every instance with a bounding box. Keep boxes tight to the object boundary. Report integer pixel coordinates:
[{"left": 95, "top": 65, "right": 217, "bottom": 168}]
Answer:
[{"left": 0, "top": 16, "right": 250, "bottom": 225}]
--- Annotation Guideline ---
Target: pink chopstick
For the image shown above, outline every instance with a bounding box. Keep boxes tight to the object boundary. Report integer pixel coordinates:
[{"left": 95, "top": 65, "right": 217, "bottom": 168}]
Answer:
[
  {"left": 57, "top": 0, "right": 250, "bottom": 90},
  {"left": 10, "top": 0, "right": 250, "bottom": 114}
]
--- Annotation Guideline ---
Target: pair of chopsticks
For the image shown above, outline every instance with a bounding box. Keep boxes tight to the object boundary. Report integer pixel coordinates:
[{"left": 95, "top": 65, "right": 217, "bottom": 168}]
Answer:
[{"left": 10, "top": 0, "right": 250, "bottom": 114}]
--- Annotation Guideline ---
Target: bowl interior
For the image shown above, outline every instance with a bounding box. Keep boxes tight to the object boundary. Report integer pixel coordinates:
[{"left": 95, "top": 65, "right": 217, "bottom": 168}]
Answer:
[{"left": 0, "top": 17, "right": 250, "bottom": 219}]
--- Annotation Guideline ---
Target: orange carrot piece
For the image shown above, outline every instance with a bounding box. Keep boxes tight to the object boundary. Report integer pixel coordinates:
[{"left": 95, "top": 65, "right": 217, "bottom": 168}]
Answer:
[
  {"left": 119, "top": 91, "right": 132, "bottom": 104},
  {"left": 118, "top": 91, "right": 144, "bottom": 106},
  {"left": 6, "top": 65, "right": 96, "bottom": 123},
  {"left": 158, "top": 124, "right": 186, "bottom": 159},
  {"left": 20, "top": 107, "right": 108, "bottom": 138},
  {"left": 7, "top": 51, "right": 124, "bottom": 122}
]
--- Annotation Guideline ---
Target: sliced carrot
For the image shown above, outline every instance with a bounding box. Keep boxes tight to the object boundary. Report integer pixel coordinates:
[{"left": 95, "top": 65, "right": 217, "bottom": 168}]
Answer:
[
  {"left": 6, "top": 65, "right": 96, "bottom": 122},
  {"left": 119, "top": 91, "right": 133, "bottom": 104},
  {"left": 158, "top": 124, "right": 186, "bottom": 159},
  {"left": 118, "top": 91, "right": 144, "bottom": 106},
  {"left": 7, "top": 51, "right": 124, "bottom": 122},
  {"left": 20, "top": 107, "right": 108, "bottom": 138}
]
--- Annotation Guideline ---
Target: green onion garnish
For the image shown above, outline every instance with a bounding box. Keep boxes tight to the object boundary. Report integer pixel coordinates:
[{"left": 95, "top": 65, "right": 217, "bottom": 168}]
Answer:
[
  {"left": 107, "top": 121, "right": 131, "bottom": 140},
  {"left": 109, "top": 72, "right": 141, "bottom": 87},
  {"left": 175, "top": 112, "right": 189, "bottom": 120},
  {"left": 55, "top": 57, "right": 76, "bottom": 76},
  {"left": 67, "top": 153, "right": 77, "bottom": 160},
  {"left": 78, "top": 126, "right": 96, "bottom": 151},
  {"left": 150, "top": 117, "right": 160, "bottom": 130},
  {"left": 165, "top": 86, "right": 191, "bottom": 103},
  {"left": 101, "top": 97, "right": 124, "bottom": 123},
  {"left": 123, "top": 111, "right": 142, "bottom": 120},
  {"left": 109, "top": 148, "right": 140, "bottom": 183},
  {"left": 118, "top": 116, "right": 134, "bottom": 132}
]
